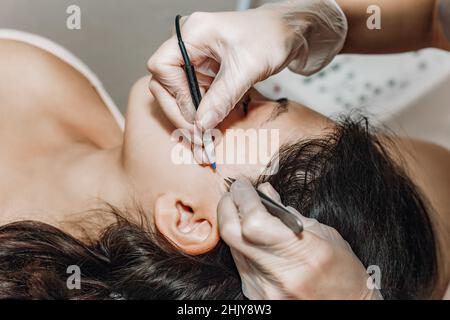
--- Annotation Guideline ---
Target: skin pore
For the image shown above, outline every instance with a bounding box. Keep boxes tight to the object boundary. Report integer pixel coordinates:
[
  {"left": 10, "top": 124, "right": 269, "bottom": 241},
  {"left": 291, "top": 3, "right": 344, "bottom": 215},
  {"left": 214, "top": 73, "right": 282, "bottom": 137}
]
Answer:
[{"left": 0, "top": 39, "right": 449, "bottom": 296}]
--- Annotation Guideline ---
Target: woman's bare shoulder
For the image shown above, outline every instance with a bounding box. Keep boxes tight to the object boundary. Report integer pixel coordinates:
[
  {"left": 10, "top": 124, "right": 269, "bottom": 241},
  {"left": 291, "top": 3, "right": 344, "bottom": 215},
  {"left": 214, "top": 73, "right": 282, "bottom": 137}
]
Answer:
[
  {"left": 0, "top": 39, "right": 122, "bottom": 149},
  {"left": 393, "top": 137, "right": 450, "bottom": 293},
  {"left": 394, "top": 138, "right": 450, "bottom": 190},
  {"left": 393, "top": 138, "right": 450, "bottom": 225}
]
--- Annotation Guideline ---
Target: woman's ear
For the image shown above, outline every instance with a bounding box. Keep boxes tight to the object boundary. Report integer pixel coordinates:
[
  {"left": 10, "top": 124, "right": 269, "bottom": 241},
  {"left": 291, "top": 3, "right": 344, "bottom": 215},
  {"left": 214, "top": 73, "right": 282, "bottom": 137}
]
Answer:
[{"left": 154, "top": 192, "right": 220, "bottom": 255}]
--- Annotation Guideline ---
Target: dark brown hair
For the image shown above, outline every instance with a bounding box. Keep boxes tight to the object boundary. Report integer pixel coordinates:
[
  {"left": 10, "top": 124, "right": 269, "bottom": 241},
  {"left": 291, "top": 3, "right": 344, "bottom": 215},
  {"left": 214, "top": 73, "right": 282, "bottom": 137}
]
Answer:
[{"left": 0, "top": 207, "right": 243, "bottom": 300}]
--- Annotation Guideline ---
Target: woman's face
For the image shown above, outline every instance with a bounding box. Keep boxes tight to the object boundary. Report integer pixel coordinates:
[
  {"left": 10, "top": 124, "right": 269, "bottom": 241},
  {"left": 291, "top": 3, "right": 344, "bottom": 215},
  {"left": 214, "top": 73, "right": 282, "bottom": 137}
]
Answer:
[{"left": 122, "top": 77, "right": 333, "bottom": 254}]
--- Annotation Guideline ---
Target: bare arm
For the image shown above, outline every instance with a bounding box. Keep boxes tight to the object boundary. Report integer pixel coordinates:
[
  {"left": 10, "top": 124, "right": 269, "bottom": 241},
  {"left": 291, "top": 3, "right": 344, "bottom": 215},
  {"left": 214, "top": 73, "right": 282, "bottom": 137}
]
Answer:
[
  {"left": 444, "top": 283, "right": 450, "bottom": 299},
  {"left": 394, "top": 138, "right": 450, "bottom": 298},
  {"left": 444, "top": 284, "right": 450, "bottom": 299},
  {"left": 336, "top": 0, "right": 450, "bottom": 53}
]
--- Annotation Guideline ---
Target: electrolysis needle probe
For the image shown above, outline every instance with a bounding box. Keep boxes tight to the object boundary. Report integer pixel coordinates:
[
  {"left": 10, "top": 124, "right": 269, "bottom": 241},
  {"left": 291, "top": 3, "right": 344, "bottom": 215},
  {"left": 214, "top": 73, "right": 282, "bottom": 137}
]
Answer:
[
  {"left": 224, "top": 178, "right": 304, "bottom": 235},
  {"left": 175, "top": 15, "right": 217, "bottom": 170}
]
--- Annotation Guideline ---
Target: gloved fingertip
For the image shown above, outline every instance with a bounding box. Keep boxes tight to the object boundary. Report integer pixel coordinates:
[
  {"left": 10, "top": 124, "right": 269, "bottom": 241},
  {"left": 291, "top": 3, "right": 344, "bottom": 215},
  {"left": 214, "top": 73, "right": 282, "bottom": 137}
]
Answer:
[
  {"left": 286, "top": 206, "right": 316, "bottom": 228},
  {"left": 198, "top": 110, "right": 220, "bottom": 130},
  {"left": 257, "top": 182, "right": 281, "bottom": 203},
  {"left": 230, "top": 177, "right": 253, "bottom": 193},
  {"left": 192, "top": 142, "right": 211, "bottom": 165},
  {"left": 192, "top": 122, "right": 203, "bottom": 146},
  {"left": 217, "top": 192, "right": 232, "bottom": 223},
  {"left": 148, "top": 78, "right": 159, "bottom": 94},
  {"left": 217, "top": 192, "right": 242, "bottom": 244}
]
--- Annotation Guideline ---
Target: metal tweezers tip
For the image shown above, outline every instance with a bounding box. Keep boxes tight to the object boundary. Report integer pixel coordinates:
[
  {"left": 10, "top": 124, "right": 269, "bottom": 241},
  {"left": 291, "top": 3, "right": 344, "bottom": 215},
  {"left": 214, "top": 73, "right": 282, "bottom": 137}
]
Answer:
[{"left": 224, "top": 177, "right": 236, "bottom": 189}]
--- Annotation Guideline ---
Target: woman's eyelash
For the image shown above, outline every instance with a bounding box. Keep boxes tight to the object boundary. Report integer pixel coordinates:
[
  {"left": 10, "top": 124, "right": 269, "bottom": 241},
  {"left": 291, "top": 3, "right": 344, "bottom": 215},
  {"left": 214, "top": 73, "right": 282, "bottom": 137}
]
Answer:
[{"left": 242, "top": 95, "right": 252, "bottom": 116}]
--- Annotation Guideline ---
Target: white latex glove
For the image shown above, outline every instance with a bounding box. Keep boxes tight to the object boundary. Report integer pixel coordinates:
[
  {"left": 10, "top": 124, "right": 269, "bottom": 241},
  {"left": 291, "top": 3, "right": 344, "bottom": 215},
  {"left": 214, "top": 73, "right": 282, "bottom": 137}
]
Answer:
[
  {"left": 148, "top": 0, "right": 348, "bottom": 133},
  {"left": 217, "top": 178, "right": 383, "bottom": 300}
]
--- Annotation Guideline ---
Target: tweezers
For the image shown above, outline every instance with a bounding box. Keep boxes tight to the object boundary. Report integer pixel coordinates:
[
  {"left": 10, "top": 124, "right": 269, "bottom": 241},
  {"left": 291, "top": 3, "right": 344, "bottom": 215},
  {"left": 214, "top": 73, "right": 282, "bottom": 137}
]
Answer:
[
  {"left": 175, "top": 15, "right": 202, "bottom": 109},
  {"left": 224, "top": 178, "right": 304, "bottom": 234}
]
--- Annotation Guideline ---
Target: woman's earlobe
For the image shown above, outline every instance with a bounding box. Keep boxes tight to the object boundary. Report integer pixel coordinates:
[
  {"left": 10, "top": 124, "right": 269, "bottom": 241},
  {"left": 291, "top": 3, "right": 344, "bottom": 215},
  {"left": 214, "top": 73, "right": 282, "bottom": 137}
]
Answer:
[{"left": 154, "top": 193, "right": 219, "bottom": 255}]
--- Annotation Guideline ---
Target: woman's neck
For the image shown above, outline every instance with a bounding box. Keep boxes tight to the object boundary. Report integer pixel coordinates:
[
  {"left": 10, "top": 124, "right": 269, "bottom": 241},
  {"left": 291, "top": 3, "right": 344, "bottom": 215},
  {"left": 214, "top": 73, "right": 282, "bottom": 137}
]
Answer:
[
  {"left": 0, "top": 143, "right": 132, "bottom": 239},
  {"left": 71, "top": 145, "right": 129, "bottom": 205},
  {"left": 57, "top": 144, "right": 134, "bottom": 237}
]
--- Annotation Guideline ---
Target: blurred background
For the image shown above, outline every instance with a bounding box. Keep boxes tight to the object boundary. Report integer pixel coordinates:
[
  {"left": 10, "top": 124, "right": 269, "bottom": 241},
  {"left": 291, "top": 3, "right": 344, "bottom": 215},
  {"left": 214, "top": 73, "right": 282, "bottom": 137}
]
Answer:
[
  {"left": 0, "top": 0, "right": 235, "bottom": 110},
  {"left": 1, "top": 0, "right": 450, "bottom": 148}
]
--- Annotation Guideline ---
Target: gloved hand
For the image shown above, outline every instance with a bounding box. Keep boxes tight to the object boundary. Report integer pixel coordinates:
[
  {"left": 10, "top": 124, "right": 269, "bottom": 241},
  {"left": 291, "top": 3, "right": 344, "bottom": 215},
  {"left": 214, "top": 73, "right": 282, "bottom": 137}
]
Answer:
[
  {"left": 148, "top": 0, "right": 348, "bottom": 134},
  {"left": 217, "top": 178, "right": 383, "bottom": 300}
]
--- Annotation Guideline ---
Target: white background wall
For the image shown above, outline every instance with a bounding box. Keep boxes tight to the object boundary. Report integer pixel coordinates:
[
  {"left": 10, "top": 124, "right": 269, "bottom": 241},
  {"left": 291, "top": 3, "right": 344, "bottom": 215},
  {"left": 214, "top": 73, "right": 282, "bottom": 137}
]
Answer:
[{"left": 0, "top": 0, "right": 234, "bottom": 111}]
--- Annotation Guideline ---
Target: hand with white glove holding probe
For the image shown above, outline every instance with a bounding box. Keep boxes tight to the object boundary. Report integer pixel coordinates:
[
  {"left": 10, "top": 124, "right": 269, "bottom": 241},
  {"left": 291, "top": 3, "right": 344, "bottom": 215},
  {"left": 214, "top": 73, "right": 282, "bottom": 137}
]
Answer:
[
  {"left": 218, "top": 178, "right": 383, "bottom": 300},
  {"left": 148, "top": 0, "right": 348, "bottom": 134}
]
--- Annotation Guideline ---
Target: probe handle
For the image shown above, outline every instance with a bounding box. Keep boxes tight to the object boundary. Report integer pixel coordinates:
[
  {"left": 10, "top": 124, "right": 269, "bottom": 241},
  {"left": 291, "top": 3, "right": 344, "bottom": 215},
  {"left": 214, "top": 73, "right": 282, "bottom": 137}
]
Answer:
[{"left": 185, "top": 64, "right": 202, "bottom": 110}]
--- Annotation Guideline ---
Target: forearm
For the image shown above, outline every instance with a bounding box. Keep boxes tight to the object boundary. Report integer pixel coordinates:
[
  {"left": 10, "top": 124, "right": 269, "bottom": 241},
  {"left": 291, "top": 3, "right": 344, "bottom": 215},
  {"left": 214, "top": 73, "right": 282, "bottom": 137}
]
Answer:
[{"left": 336, "top": 0, "right": 450, "bottom": 53}]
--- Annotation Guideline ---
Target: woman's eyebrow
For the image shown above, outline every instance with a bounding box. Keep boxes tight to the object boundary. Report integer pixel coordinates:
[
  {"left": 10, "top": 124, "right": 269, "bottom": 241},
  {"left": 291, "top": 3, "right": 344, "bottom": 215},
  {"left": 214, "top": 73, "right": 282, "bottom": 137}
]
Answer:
[{"left": 264, "top": 98, "right": 290, "bottom": 123}]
